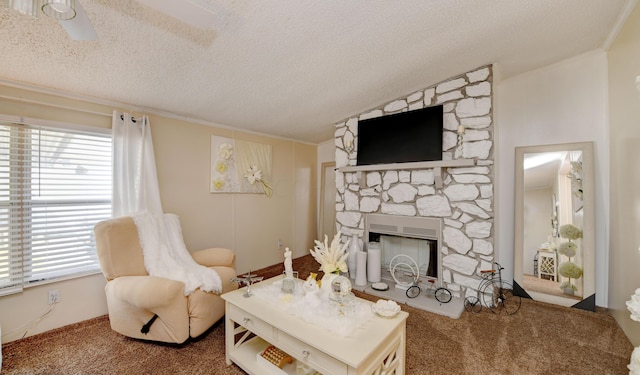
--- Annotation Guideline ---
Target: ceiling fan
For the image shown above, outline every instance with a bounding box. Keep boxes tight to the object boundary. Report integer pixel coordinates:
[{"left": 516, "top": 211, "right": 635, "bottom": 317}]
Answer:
[{"left": 6, "top": 0, "right": 218, "bottom": 40}]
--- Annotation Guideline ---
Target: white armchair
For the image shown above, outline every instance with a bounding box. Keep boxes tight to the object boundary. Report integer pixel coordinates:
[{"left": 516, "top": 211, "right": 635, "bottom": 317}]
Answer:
[{"left": 94, "top": 216, "right": 237, "bottom": 344}]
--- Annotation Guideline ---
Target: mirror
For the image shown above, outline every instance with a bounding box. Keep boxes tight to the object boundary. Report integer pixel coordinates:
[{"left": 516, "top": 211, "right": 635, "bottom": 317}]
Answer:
[{"left": 514, "top": 142, "right": 595, "bottom": 311}]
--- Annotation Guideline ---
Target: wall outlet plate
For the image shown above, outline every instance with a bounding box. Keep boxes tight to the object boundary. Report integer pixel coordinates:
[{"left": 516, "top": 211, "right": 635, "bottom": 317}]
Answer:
[{"left": 48, "top": 290, "right": 60, "bottom": 304}]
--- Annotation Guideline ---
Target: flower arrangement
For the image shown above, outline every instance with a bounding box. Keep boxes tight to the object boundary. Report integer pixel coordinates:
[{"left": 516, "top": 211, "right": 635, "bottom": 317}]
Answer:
[
  {"left": 558, "top": 224, "right": 583, "bottom": 294},
  {"left": 559, "top": 224, "right": 582, "bottom": 240},
  {"left": 557, "top": 241, "right": 577, "bottom": 258},
  {"left": 627, "top": 288, "right": 640, "bottom": 322},
  {"left": 630, "top": 347, "right": 640, "bottom": 375},
  {"left": 309, "top": 231, "right": 349, "bottom": 275},
  {"left": 558, "top": 262, "right": 583, "bottom": 279},
  {"left": 628, "top": 289, "right": 640, "bottom": 374},
  {"left": 212, "top": 143, "right": 234, "bottom": 192},
  {"left": 244, "top": 165, "right": 273, "bottom": 197},
  {"left": 215, "top": 161, "right": 227, "bottom": 173},
  {"left": 219, "top": 143, "right": 233, "bottom": 160},
  {"left": 212, "top": 178, "right": 225, "bottom": 191},
  {"left": 569, "top": 160, "right": 583, "bottom": 200}
]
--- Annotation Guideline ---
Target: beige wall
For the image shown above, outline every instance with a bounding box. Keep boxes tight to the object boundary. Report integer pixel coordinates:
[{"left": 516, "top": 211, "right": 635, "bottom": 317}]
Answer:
[
  {"left": 608, "top": 2, "right": 640, "bottom": 346},
  {"left": 151, "top": 115, "right": 317, "bottom": 270},
  {"left": 0, "top": 83, "right": 317, "bottom": 342}
]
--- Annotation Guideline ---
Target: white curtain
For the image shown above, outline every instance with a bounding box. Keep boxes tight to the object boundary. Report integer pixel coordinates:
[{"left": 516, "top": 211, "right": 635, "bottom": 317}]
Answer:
[
  {"left": 112, "top": 111, "right": 163, "bottom": 217},
  {"left": 111, "top": 112, "right": 221, "bottom": 295}
]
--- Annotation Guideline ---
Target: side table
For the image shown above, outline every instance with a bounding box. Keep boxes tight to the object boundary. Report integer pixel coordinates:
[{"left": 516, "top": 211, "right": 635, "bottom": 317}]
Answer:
[{"left": 537, "top": 250, "right": 557, "bottom": 281}]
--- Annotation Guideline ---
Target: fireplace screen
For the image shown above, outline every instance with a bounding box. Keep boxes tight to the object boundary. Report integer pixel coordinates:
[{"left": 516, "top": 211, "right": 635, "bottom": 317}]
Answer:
[
  {"left": 368, "top": 233, "right": 438, "bottom": 279},
  {"left": 365, "top": 214, "right": 442, "bottom": 288}
]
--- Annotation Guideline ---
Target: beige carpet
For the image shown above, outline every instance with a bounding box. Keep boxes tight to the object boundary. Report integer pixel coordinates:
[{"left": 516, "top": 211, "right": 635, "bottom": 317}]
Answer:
[{"left": 1, "top": 255, "right": 634, "bottom": 374}]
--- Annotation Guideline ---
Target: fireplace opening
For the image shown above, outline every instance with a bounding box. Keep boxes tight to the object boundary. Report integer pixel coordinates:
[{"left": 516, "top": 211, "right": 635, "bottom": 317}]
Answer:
[
  {"left": 360, "top": 214, "right": 463, "bottom": 319},
  {"left": 365, "top": 214, "right": 442, "bottom": 289},
  {"left": 368, "top": 232, "right": 438, "bottom": 280}
]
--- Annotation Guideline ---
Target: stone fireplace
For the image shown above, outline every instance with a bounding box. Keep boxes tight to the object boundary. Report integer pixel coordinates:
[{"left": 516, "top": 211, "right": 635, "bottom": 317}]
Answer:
[{"left": 334, "top": 65, "right": 495, "bottom": 306}]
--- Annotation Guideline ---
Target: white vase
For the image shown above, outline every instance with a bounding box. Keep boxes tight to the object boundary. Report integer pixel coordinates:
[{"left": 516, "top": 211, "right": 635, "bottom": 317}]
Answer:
[
  {"left": 356, "top": 251, "right": 368, "bottom": 286},
  {"left": 348, "top": 234, "right": 359, "bottom": 280},
  {"left": 321, "top": 272, "right": 338, "bottom": 297},
  {"left": 367, "top": 242, "right": 381, "bottom": 283}
]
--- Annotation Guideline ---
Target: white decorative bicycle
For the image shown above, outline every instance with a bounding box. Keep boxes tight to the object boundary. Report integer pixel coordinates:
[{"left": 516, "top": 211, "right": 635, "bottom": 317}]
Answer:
[{"left": 389, "top": 254, "right": 452, "bottom": 303}]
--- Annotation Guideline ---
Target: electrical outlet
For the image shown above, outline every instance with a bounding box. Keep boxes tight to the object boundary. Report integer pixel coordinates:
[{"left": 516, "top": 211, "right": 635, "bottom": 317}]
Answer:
[
  {"left": 278, "top": 239, "right": 282, "bottom": 249},
  {"left": 48, "top": 289, "right": 60, "bottom": 305}
]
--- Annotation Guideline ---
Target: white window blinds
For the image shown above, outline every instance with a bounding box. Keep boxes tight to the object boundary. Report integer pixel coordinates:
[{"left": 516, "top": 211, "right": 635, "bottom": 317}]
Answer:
[{"left": 0, "top": 122, "right": 112, "bottom": 295}]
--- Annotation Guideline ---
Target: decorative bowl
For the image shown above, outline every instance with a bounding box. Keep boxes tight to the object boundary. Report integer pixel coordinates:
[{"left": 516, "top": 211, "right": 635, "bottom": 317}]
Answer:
[
  {"left": 371, "top": 282, "right": 389, "bottom": 291},
  {"left": 371, "top": 299, "right": 401, "bottom": 317}
]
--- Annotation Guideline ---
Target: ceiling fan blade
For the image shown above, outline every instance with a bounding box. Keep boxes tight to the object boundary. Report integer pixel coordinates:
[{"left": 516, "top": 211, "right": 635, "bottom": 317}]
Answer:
[
  {"left": 59, "top": 1, "right": 98, "bottom": 40},
  {"left": 137, "top": 0, "right": 217, "bottom": 30}
]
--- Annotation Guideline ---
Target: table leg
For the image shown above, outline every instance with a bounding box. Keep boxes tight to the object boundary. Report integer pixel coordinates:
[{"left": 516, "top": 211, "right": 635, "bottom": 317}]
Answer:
[
  {"left": 225, "top": 302, "right": 233, "bottom": 366},
  {"left": 398, "top": 323, "right": 406, "bottom": 374}
]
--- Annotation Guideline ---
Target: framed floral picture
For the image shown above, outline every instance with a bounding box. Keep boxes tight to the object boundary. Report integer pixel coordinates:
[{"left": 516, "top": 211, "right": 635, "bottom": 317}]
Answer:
[{"left": 210, "top": 136, "right": 272, "bottom": 196}]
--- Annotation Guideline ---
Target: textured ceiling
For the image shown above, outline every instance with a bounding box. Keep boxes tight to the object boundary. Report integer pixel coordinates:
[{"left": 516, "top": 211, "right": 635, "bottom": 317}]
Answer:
[{"left": 0, "top": 0, "right": 633, "bottom": 143}]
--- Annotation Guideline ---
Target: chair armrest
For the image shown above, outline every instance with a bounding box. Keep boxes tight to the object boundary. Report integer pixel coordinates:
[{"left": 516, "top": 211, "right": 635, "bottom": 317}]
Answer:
[
  {"left": 108, "top": 276, "right": 186, "bottom": 310},
  {"left": 191, "top": 247, "right": 236, "bottom": 268}
]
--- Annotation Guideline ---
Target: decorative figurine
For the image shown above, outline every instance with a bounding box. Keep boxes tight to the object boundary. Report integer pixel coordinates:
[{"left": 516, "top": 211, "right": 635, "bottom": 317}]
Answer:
[
  {"left": 303, "top": 273, "right": 320, "bottom": 294},
  {"left": 284, "top": 247, "right": 293, "bottom": 279},
  {"left": 231, "top": 271, "right": 264, "bottom": 298},
  {"left": 282, "top": 247, "right": 295, "bottom": 294}
]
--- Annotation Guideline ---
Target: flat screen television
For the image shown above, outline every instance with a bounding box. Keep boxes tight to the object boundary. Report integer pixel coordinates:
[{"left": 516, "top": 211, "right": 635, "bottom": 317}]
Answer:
[{"left": 356, "top": 105, "right": 443, "bottom": 166}]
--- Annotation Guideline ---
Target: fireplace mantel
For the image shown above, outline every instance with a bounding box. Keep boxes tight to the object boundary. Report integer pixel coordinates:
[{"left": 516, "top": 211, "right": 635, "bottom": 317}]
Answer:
[{"left": 338, "top": 159, "right": 476, "bottom": 188}]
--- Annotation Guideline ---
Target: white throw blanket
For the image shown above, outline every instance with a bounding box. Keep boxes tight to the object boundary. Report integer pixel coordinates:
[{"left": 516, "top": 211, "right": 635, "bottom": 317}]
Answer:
[{"left": 132, "top": 211, "right": 222, "bottom": 295}]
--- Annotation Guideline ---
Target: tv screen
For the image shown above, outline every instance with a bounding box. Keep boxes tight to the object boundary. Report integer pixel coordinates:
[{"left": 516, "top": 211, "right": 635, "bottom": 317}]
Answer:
[{"left": 356, "top": 105, "right": 443, "bottom": 166}]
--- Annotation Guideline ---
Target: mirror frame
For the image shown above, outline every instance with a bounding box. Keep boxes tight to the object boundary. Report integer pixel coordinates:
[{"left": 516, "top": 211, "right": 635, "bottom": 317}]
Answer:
[{"left": 514, "top": 142, "right": 595, "bottom": 310}]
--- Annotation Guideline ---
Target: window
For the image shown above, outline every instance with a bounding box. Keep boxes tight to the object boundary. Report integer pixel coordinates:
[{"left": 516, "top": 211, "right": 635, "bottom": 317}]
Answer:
[{"left": 0, "top": 122, "right": 112, "bottom": 295}]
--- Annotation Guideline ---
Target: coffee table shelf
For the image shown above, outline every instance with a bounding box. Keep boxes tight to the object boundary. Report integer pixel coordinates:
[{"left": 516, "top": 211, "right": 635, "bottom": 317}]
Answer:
[{"left": 229, "top": 336, "right": 297, "bottom": 375}]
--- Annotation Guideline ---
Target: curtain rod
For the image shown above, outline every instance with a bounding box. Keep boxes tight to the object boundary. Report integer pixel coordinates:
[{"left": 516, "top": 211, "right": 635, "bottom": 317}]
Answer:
[{"left": 120, "top": 114, "right": 139, "bottom": 123}]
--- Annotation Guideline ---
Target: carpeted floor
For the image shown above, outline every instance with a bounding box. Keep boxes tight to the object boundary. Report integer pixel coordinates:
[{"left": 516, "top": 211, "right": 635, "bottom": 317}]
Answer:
[{"left": 1, "top": 255, "right": 634, "bottom": 374}]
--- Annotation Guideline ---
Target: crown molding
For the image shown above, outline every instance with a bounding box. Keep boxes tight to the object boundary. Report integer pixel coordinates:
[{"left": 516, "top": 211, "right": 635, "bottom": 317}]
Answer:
[{"left": 0, "top": 79, "right": 318, "bottom": 145}]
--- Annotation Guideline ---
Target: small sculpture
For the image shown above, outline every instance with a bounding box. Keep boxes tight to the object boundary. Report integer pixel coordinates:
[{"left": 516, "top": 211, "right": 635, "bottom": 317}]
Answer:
[
  {"left": 281, "top": 247, "right": 296, "bottom": 294},
  {"left": 284, "top": 247, "right": 293, "bottom": 279},
  {"left": 303, "top": 273, "right": 320, "bottom": 294}
]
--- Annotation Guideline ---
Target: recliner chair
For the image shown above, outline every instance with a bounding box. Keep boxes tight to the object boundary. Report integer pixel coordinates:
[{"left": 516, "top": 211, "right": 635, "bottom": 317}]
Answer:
[{"left": 94, "top": 215, "right": 237, "bottom": 344}]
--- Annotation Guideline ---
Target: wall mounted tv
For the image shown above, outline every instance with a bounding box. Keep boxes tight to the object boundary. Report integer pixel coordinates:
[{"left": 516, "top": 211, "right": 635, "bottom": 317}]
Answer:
[{"left": 356, "top": 105, "right": 443, "bottom": 166}]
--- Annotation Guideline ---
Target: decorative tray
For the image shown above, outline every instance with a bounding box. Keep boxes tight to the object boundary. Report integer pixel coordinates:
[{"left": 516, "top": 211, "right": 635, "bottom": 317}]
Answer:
[{"left": 371, "top": 299, "right": 401, "bottom": 317}]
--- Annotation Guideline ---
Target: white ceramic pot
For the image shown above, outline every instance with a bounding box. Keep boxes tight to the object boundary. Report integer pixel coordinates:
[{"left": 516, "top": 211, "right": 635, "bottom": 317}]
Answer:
[
  {"left": 347, "top": 234, "right": 359, "bottom": 279},
  {"left": 321, "top": 272, "right": 339, "bottom": 297}
]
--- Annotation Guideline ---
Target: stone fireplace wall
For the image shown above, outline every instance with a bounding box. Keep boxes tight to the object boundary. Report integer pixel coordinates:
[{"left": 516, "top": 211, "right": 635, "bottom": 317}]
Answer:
[{"left": 334, "top": 65, "right": 494, "bottom": 297}]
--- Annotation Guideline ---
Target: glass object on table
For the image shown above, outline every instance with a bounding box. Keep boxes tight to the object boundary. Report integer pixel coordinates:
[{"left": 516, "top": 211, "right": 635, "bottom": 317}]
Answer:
[{"left": 329, "top": 275, "right": 355, "bottom": 316}]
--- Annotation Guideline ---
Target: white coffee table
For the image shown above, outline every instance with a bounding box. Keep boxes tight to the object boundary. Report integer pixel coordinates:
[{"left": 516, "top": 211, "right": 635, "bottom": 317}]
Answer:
[{"left": 222, "top": 275, "right": 408, "bottom": 375}]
